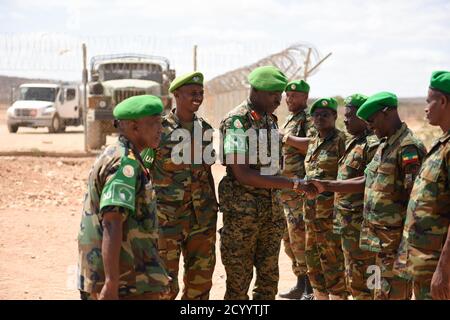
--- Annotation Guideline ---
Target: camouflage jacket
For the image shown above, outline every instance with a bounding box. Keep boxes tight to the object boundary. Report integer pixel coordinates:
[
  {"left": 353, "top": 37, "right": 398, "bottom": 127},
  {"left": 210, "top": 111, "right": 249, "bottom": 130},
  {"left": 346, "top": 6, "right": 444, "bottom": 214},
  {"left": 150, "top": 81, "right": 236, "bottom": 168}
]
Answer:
[
  {"left": 77, "top": 136, "right": 170, "bottom": 296},
  {"left": 304, "top": 128, "right": 347, "bottom": 221},
  {"left": 218, "top": 100, "right": 281, "bottom": 202},
  {"left": 334, "top": 132, "right": 379, "bottom": 233},
  {"left": 360, "top": 123, "right": 427, "bottom": 254},
  {"left": 152, "top": 109, "right": 218, "bottom": 227},
  {"left": 279, "top": 110, "right": 314, "bottom": 202},
  {"left": 400, "top": 130, "right": 450, "bottom": 277}
]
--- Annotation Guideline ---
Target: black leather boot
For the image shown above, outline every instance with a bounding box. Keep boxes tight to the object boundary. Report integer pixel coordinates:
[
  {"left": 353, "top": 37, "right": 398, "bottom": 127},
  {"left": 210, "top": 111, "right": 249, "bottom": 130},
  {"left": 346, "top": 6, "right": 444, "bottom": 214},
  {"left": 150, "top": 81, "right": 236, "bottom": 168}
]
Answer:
[
  {"left": 301, "top": 275, "right": 315, "bottom": 300},
  {"left": 279, "top": 275, "right": 306, "bottom": 299}
]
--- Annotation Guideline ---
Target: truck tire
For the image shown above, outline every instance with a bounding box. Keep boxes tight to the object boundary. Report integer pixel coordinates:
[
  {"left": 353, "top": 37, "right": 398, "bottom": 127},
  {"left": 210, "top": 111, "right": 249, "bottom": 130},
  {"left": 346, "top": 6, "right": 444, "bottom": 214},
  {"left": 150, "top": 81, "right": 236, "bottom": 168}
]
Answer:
[
  {"left": 48, "top": 113, "right": 63, "bottom": 133},
  {"left": 7, "top": 124, "right": 19, "bottom": 133},
  {"left": 86, "top": 121, "right": 106, "bottom": 150}
]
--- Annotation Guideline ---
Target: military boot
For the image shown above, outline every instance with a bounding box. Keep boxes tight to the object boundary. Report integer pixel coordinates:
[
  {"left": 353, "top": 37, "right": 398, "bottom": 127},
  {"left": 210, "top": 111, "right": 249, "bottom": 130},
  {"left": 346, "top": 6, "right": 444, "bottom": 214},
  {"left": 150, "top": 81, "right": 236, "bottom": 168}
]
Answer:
[
  {"left": 301, "top": 274, "right": 315, "bottom": 300},
  {"left": 279, "top": 275, "right": 306, "bottom": 299}
]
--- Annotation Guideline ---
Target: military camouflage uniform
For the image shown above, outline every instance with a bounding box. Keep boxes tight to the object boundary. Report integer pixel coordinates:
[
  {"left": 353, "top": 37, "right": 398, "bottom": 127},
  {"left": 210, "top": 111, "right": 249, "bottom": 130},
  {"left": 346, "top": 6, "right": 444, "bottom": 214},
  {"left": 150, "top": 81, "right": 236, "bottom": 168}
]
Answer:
[
  {"left": 152, "top": 109, "right": 218, "bottom": 300},
  {"left": 335, "top": 132, "right": 379, "bottom": 299},
  {"left": 279, "top": 110, "right": 313, "bottom": 278},
  {"left": 219, "top": 100, "right": 285, "bottom": 300},
  {"left": 397, "top": 130, "right": 450, "bottom": 300},
  {"left": 361, "top": 123, "right": 426, "bottom": 300},
  {"left": 304, "top": 128, "right": 348, "bottom": 298},
  {"left": 78, "top": 136, "right": 170, "bottom": 299}
]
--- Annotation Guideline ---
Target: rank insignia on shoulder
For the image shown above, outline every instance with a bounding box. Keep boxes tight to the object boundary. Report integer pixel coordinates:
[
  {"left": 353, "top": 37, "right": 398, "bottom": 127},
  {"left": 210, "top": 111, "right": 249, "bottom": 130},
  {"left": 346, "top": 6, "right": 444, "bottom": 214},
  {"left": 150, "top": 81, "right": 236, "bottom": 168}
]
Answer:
[
  {"left": 231, "top": 116, "right": 245, "bottom": 130},
  {"left": 250, "top": 110, "right": 261, "bottom": 121},
  {"left": 233, "top": 118, "right": 243, "bottom": 129}
]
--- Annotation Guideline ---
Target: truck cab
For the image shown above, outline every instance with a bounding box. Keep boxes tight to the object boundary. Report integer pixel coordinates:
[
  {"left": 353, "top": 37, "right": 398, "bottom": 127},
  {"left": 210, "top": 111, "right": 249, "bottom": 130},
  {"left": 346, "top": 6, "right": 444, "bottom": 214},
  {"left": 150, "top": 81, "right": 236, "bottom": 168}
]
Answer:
[
  {"left": 86, "top": 54, "right": 176, "bottom": 150},
  {"left": 6, "top": 83, "right": 82, "bottom": 133}
]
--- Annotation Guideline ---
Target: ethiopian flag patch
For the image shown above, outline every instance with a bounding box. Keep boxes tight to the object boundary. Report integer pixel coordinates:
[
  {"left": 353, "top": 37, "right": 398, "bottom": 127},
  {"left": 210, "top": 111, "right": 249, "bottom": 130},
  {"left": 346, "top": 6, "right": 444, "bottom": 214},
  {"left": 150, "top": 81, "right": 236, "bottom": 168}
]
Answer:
[{"left": 402, "top": 150, "right": 419, "bottom": 165}]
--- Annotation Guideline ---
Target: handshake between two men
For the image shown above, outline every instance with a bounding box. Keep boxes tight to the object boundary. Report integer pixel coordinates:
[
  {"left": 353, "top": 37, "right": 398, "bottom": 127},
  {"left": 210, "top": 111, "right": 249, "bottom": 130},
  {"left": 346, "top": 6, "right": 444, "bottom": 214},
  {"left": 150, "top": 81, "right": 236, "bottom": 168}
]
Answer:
[{"left": 291, "top": 179, "right": 328, "bottom": 200}]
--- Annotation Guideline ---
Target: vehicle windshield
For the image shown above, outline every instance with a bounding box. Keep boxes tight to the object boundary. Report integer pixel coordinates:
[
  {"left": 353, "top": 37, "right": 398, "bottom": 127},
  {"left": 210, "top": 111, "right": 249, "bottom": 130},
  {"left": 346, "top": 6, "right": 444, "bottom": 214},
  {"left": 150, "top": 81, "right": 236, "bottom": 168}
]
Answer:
[
  {"left": 19, "top": 87, "right": 57, "bottom": 102},
  {"left": 98, "top": 63, "right": 163, "bottom": 82}
]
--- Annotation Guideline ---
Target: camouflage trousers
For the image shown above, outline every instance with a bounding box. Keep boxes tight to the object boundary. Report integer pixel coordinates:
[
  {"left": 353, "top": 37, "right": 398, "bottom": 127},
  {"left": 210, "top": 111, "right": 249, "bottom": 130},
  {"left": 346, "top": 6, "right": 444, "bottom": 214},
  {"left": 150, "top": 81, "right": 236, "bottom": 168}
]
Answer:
[
  {"left": 340, "top": 224, "right": 376, "bottom": 300},
  {"left": 304, "top": 218, "right": 348, "bottom": 298},
  {"left": 80, "top": 291, "right": 168, "bottom": 300},
  {"left": 406, "top": 245, "right": 442, "bottom": 300},
  {"left": 158, "top": 209, "right": 216, "bottom": 300},
  {"left": 413, "top": 278, "right": 433, "bottom": 300},
  {"left": 373, "top": 251, "right": 413, "bottom": 300},
  {"left": 281, "top": 202, "right": 308, "bottom": 278},
  {"left": 220, "top": 195, "right": 285, "bottom": 300}
]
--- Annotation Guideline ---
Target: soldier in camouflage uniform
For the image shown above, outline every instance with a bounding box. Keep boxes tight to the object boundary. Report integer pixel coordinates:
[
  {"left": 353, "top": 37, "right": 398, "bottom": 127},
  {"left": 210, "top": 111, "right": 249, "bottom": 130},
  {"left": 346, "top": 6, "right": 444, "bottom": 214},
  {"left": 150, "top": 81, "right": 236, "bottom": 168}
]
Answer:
[
  {"left": 77, "top": 95, "right": 171, "bottom": 300},
  {"left": 397, "top": 71, "right": 450, "bottom": 300},
  {"left": 219, "top": 66, "right": 316, "bottom": 300},
  {"left": 278, "top": 80, "right": 314, "bottom": 300},
  {"left": 356, "top": 92, "right": 427, "bottom": 300},
  {"left": 301, "top": 97, "right": 348, "bottom": 300},
  {"left": 310, "top": 94, "right": 379, "bottom": 299},
  {"left": 152, "top": 72, "right": 218, "bottom": 300}
]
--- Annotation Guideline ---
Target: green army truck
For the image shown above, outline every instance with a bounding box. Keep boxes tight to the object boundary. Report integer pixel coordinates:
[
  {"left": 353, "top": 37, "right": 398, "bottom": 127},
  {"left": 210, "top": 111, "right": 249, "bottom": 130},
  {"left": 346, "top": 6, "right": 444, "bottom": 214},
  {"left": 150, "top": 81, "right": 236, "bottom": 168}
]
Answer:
[{"left": 86, "top": 53, "right": 176, "bottom": 149}]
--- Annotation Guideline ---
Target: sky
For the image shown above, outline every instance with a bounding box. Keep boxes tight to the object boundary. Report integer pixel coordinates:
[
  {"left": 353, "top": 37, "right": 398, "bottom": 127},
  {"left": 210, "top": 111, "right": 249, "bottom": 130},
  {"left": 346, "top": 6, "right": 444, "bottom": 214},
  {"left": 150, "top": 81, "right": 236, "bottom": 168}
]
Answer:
[{"left": 0, "top": 0, "right": 449, "bottom": 97}]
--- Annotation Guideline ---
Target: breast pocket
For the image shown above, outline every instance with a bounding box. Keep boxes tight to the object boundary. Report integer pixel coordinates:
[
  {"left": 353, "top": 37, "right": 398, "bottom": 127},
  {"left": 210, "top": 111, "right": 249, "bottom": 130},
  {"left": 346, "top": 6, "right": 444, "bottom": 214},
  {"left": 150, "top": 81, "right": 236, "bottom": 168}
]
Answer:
[
  {"left": 372, "top": 163, "right": 396, "bottom": 193},
  {"left": 348, "top": 151, "right": 363, "bottom": 171}
]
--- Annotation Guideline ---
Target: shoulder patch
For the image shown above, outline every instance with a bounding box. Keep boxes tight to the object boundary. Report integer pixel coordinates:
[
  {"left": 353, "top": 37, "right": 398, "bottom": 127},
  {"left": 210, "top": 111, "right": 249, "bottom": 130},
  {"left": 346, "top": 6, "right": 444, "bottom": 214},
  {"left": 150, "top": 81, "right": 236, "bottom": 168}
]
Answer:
[
  {"left": 100, "top": 155, "right": 139, "bottom": 212},
  {"left": 402, "top": 147, "right": 420, "bottom": 166},
  {"left": 141, "top": 148, "right": 156, "bottom": 169}
]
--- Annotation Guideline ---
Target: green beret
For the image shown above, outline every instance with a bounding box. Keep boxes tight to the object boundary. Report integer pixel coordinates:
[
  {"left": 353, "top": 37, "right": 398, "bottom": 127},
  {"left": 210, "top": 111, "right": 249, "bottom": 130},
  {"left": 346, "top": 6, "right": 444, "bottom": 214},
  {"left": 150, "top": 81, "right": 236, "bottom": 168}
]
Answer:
[
  {"left": 310, "top": 97, "right": 338, "bottom": 114},
  {"left": 285, "top": 80, "right": 310, "bottom": 93},
  {"left": 169, "top": 71, "right": 204, "bottom": 93},
  {"left": 248, "top": 66, "right": 288, "bottom": 92},
  {"left": 429, "top": 70, "right": 450, "bottom": 95},
  {"left": 344, "top": 94, "right": 368, "bottom": 109},
  {"left": 357, "top": 92, "right": 398, "bottom": 121},
  {"left": 113, "top": 95, "right": 163, "bottom": 120}
]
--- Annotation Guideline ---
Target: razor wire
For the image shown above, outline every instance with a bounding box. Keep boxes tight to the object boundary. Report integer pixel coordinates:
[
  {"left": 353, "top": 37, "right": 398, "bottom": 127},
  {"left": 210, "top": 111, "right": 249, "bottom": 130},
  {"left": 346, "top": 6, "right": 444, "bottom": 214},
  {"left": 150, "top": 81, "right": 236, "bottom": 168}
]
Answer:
[
  {"left": 204, "top": 43, "right": 323, "bottom": 95},
  {"left": 0, "top": 33, "right": 324, "bottom": 82}
]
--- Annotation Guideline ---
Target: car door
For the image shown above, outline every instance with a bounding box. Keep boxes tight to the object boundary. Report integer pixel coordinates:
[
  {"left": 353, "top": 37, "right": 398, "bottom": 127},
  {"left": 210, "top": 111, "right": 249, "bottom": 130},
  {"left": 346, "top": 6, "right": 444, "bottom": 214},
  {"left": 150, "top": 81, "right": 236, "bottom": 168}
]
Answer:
[{"left": 58, "top": 87, "right": 79, "bottom": 119}]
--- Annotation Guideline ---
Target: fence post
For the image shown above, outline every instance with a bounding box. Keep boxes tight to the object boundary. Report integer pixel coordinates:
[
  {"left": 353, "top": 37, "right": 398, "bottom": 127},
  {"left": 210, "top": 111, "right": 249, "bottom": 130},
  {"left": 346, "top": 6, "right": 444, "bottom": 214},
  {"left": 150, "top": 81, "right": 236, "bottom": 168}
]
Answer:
[
  {"left": 82, "top": 43, "right": 88, "bottom": 153},
  {"left": 193, "top": 45, "right": 198, "bottom": 71}
]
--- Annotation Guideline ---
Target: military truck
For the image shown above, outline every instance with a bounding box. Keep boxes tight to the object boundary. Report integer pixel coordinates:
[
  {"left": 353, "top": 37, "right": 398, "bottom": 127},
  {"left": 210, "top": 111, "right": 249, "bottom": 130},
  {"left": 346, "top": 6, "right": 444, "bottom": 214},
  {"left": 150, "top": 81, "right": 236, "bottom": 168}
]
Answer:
[
  {"left": 86, "top": 53, "right": 176, "bottom": 150},
  {"left": 6, "top": 83, "right": 82, "bottom": 133}
]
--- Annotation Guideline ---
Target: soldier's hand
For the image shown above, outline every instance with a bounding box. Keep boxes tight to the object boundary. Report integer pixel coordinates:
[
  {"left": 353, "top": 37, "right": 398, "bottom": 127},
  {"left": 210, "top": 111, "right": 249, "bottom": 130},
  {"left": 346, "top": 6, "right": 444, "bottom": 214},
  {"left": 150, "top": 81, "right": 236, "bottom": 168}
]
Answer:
[
  {"left": 159, "top": 277, "right": 174, "bottom": 300},
  {"left": 431, "top": 267, "right": 450, "bottom": 300},
  {"left": 303, "top": 182, "right": 318, "bottom": 200},
  {"left": 98, "top": 281, "right": 119, "bottom": 300},
  {"left": 310, "top": 179, "right": 326, "bottom": 194}
]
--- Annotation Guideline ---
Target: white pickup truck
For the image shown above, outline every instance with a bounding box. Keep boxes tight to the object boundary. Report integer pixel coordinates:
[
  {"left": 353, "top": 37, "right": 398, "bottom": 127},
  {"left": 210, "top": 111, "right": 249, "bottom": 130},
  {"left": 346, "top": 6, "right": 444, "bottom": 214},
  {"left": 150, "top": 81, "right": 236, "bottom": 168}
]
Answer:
[{"left": 6, "top": 83, "right": 83, "bottom": 133}]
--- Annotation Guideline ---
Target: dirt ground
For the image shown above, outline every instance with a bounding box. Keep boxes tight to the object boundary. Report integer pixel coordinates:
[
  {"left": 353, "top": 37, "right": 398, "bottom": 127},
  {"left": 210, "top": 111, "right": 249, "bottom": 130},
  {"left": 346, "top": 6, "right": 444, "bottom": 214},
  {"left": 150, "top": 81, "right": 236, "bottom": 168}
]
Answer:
[
  {"left": 0, "top": 106, "right": 442, "bottom": 300},
  {"left": 0, "top": 108, "right": 299, "bottom": 300},
  {"left": 0, "top": 157, "right": 296, "bottom": 300}
]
